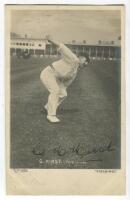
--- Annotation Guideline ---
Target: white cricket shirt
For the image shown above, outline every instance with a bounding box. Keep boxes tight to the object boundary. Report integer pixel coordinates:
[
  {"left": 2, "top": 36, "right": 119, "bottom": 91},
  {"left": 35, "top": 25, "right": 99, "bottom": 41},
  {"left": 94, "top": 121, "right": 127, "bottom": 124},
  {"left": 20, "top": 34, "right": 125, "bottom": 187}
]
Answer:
[{"left": 52, "top": 43, "right": 80, "bottom": 79}]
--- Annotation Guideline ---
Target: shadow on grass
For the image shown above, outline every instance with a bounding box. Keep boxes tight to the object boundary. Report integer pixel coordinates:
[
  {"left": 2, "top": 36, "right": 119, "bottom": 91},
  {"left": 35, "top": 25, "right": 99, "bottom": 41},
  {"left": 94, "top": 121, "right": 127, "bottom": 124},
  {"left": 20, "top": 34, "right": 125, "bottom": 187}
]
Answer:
[{"left": 41, "top": 108, "right": 80, "bottom": 114}]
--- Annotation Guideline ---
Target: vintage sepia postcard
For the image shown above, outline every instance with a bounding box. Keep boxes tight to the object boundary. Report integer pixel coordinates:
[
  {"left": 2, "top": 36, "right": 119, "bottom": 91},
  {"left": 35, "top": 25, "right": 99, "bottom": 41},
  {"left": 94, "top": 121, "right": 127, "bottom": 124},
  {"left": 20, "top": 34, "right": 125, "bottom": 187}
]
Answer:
[{"left": 5, "top": 4, "right": 125, "bottom": 195}]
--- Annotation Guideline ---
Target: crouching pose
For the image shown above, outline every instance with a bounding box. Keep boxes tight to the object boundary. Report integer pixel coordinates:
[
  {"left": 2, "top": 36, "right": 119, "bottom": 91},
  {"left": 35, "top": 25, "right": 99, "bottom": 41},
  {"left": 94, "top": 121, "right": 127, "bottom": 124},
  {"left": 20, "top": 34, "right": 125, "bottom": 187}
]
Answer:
[{"left": 40, "top": 36, "right": 90, "bottom": 123}]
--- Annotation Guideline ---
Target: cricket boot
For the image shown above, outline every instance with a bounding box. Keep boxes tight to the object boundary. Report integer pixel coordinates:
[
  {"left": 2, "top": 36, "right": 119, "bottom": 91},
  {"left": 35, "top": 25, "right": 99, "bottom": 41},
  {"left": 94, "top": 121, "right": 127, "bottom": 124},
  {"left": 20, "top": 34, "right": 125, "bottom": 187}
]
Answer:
[{"left": 47, "top": 115, "right": 60, "bottom": 123}]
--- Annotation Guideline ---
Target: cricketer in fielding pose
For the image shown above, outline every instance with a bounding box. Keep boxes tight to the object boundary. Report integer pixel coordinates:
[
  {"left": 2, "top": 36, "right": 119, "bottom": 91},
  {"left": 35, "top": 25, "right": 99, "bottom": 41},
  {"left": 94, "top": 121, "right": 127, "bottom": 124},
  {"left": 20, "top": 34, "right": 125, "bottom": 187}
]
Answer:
[{"left": 40, "top": 36, "right": 90, "bottom": 123}]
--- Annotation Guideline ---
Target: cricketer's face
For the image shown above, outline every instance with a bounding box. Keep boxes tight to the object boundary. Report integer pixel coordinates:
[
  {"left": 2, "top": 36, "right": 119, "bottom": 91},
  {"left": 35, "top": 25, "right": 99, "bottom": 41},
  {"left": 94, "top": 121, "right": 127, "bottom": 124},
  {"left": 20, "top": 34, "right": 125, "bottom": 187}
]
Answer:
[{"left": 79, "top": 56, "right": 88, "bottom": 67}]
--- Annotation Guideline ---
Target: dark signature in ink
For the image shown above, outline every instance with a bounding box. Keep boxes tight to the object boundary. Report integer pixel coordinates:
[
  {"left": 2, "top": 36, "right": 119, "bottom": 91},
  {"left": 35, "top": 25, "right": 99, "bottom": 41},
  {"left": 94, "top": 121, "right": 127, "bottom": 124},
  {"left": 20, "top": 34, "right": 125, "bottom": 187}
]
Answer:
[{"left": 32, "top": 140, "right": 115, "bottom": 159}]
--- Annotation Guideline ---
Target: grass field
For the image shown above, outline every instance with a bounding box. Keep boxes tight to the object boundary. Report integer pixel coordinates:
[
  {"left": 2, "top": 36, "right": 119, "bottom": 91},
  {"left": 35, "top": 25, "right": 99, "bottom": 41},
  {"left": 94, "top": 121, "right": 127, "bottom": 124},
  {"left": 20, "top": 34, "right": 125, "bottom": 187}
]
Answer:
[{"left": 10, "top": 56, "right": 121, "bottom": 169}]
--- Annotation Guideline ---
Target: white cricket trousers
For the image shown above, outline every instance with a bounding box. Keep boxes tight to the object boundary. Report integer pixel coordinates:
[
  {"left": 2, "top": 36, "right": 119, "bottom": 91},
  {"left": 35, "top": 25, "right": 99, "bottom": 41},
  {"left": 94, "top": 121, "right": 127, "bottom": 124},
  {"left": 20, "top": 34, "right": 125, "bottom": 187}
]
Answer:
[{"left": 40, "top": 66, "right": 68, "bottom": 116}]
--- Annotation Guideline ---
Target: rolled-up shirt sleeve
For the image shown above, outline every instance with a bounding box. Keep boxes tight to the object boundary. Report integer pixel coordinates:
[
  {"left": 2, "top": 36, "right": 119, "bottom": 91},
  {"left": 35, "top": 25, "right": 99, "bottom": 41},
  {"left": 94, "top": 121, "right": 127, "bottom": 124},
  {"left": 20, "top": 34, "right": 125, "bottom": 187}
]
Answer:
[{"left": 58, "top": 43, "right": 79, "bottom": 63}]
